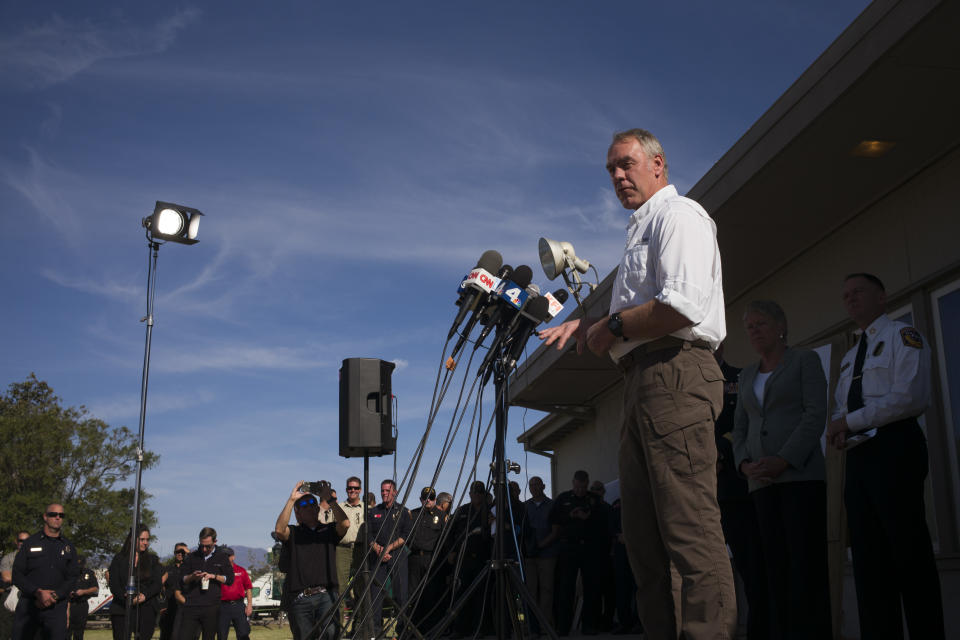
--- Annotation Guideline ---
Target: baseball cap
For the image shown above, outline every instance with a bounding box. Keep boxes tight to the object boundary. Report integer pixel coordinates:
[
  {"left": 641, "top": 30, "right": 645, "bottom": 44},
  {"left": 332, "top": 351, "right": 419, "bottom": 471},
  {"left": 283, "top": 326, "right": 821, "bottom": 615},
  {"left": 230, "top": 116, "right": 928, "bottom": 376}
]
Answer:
[{"left": 420, "top": 487, "right": 437, "bottom": 500}]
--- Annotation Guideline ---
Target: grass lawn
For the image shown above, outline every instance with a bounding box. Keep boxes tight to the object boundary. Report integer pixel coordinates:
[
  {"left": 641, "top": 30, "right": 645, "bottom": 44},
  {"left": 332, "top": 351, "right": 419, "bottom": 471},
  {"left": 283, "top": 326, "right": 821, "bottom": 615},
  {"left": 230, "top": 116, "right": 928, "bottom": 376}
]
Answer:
[{"left": 82, "top": 619, "right": 293, "bottom": 640}]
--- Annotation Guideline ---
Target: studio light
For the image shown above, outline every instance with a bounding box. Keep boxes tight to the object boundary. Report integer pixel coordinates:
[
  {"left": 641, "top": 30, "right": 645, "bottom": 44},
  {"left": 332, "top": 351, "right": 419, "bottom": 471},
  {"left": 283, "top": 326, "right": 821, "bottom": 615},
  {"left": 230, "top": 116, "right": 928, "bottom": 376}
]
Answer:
[
  {"left": 142, "top": 201, "right": 203, "bottom": 244},
  {"left": 538, "top": 237, "right": 591, "bottom": 280}
]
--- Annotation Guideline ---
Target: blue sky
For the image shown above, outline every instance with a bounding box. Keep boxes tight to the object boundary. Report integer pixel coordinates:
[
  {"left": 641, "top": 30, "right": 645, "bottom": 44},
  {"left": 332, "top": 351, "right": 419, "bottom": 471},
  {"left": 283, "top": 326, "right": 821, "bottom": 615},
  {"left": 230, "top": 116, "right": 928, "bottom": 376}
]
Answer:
[{"left": 0, "top": 1, "right": 870, "bottom": 555}]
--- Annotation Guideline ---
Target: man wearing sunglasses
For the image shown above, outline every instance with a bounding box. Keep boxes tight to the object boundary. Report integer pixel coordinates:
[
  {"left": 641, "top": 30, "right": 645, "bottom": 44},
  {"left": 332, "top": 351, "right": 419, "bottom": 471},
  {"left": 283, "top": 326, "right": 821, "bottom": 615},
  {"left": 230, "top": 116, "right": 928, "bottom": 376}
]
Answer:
[
  {"left": 335, "top": 477, "right": 364, "bottom": 629},
  {"left": 177, "top": 527, "right": 234, "bottom": 640},
  {"left": 12, "top": 504, "right": 80, "bottom": 640},
  {"left": 275, "top": 481, "right": 350, "bottom": 640}
]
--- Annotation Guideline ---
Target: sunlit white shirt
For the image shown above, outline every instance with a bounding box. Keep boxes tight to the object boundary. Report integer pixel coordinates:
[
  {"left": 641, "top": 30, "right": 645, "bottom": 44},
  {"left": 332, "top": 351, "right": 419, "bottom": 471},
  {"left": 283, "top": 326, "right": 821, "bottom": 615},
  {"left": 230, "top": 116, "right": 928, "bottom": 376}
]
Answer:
[
  {"left": 608, "top": 184, "right": 726, "bottom": 361},
  {"left": 832, "top": 314, "right": 931, "bottom": 433}
]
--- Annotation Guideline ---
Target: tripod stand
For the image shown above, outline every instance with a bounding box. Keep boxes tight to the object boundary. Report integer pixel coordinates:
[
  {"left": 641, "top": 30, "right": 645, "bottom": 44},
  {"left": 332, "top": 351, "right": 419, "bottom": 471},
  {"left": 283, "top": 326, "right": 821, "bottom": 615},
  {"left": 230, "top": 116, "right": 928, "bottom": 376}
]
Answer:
[{"left": 425, "top": 333, "right": 558, "bottom": 640}]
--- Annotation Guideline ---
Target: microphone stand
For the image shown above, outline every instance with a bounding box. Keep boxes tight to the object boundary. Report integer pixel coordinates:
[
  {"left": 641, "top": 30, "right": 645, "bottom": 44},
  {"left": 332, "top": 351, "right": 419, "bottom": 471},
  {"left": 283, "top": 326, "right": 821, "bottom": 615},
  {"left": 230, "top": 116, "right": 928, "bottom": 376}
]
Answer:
[{"left": 425, "top": 325, "right": 558, "bottom": 640}]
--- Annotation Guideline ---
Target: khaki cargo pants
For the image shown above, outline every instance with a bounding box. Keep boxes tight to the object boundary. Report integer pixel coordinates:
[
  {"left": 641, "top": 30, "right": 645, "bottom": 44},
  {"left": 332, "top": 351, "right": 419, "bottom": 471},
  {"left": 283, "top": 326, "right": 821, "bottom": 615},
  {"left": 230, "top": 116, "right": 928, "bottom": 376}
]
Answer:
[{"left": 618, "top": 341, "right": 736, "bottom": 640}]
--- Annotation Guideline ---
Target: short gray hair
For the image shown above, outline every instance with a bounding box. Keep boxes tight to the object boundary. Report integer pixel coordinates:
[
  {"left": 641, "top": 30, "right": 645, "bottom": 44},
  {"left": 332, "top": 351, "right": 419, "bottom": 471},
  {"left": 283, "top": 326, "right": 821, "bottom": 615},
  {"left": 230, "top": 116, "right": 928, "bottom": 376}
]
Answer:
[
  {"left": 611, "top": 128, "right": 669, "bottom": 180},
  {"left": 743, "top": 300, "right": 788, "bottom": 342}
]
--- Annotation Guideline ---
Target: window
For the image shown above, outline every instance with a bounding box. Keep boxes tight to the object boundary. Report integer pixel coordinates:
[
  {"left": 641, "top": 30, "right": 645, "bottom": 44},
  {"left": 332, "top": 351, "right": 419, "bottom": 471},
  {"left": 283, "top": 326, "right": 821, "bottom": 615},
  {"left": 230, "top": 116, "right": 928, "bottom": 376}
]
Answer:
[{"left": 931, "top": 279, "right": 960, "bottom": 544}]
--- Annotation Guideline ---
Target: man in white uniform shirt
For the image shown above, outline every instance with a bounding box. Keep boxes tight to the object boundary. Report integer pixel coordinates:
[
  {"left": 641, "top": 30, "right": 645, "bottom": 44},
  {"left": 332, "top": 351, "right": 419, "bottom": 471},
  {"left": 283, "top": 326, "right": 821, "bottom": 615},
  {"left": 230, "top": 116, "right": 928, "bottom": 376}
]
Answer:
[
  {"left": 540, "top": 129, "right": 735, "bottom": 639},
  {"left": 826, "top": 273, "right": 944, "bottom": 639}
]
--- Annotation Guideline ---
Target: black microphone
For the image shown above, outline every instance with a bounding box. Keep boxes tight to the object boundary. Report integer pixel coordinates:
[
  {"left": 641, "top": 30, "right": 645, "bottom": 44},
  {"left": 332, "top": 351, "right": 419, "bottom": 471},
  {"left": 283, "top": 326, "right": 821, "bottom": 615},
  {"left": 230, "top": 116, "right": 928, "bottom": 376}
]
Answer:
[
  {"left": 448, "top": 250, "right": 502, "bottom": 339},
  {"left": 505, "top": 296, "right": 552, "bottom": 369},
  {"left": 449, "top": 264, "right": 513, "bottom": 359},
  {"left": 473, "top": 265, "right": 534, "bottom": 350},
  {"left": 476, "top": 287, "right": 541, "bottom": 380}
]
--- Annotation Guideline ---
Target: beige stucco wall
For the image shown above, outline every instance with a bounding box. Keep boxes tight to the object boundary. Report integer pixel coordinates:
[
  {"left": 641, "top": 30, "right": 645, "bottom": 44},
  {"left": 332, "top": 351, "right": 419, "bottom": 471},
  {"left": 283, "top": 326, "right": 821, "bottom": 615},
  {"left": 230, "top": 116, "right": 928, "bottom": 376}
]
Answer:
[
  {"left": 550, "top": 384, "right": 622, "bottom": 495},
  {"left": 722, "top": 145, "right": 960, "bottom": 365}
]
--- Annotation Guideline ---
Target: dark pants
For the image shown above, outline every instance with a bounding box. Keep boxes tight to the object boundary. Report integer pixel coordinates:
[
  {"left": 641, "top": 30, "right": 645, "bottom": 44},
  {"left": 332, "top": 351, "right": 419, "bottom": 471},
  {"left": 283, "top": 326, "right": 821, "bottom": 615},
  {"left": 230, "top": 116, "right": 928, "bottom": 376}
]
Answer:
[
  {"left": 176, "top": 605, "right": 218, "bottom": 640},
  {"left": 845, "top": 419, "right": 944, "bottom": 640},
  {"left": 157, "top": 603, "right": 179, "bottom": 640},
  {"left": 13, "top": 599, "right": 67, "bottom": 640},
  {"left": 67, "top": 602, "right": 88, "bottom": 640},
  {"left": 111, "top": 606, "right": 157, "bottom": 640},
  {"left": 720, "top": 497, "right": 770, "bottom": 640},
  {"left": 216, "top": 601, "right": 249, "bottom": 640},
  {"left": 612, "top": 542, "right": 638, "bottom": 630},
  {"left": 288, "top": 591, "right": 335, "bottom": 640},
  {"left": 555, "top": 543, "right": 601, "bottom": 635},
  {"left": 368, "top": 556, "right": 407, "bottom": 636},
  {"left": 752, "top": 481, "right": 831, "bottom": 640},
  {"left": 406, "top": 551, "right": 437, "bottom": 629}
]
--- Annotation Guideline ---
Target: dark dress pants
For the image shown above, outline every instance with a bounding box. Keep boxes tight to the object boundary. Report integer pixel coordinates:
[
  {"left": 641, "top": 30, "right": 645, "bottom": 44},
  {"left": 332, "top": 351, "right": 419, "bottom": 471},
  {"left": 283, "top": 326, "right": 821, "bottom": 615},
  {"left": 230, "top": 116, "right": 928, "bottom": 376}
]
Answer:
[
  {"left": 555, "top": 543, "right": 600, "bottom": 635},
  {"left": 217, "top": 601, "right": 249, "bottom": 640},
  {"left": 111, "top": 606, "right": 157, "bottom": 640},
  {"left": 720, "top": 497, "right": 770, "bottom": 639},
  {"left": 751, "top": 481, "right": 832, "bottom": 640},
  {"left": 176, "top": 605, "right": 218, "bottom": 640},
  {"left": 67, "top": 601, "right": 88, "bottom": 640},
  {"left": 13, "top": 599, "right": 67, "bottom": 640},
  {"left": 845, "top": 419, "right": 944, "bottom": 640}
]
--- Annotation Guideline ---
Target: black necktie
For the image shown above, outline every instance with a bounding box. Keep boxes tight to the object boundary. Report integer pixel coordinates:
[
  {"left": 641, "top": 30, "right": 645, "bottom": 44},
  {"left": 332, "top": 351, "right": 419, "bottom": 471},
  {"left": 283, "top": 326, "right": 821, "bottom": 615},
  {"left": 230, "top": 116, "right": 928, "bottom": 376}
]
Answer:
[{"left": 847, "top": 333, "right": 868, "bottom": 412}]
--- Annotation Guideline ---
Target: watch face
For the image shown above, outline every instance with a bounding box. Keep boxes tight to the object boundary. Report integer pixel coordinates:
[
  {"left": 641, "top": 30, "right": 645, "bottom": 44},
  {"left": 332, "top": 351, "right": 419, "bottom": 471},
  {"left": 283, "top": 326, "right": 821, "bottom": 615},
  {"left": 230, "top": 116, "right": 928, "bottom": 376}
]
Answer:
[{"left": 608, "top": 314, "right": 623, "bottom": 337}]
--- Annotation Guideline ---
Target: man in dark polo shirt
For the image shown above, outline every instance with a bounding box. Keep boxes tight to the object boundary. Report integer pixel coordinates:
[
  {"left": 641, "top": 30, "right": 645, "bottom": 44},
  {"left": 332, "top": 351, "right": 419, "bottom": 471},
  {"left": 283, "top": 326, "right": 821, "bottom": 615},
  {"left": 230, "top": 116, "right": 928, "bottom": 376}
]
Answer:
[
  {"left": 12, "top": 504, "right": 80, "bottom": 640},
  {"left": 365, "top": 480, "right": 412, "bottom": 638},
  {"left": 274, "top": 481, "right": 349, "bottom": 640},
  {"left": 177, "top": 527, "right": 234, "bottom": 640},
  {"left": 548, "top": 470, "right": 605, "bottom": 636}
]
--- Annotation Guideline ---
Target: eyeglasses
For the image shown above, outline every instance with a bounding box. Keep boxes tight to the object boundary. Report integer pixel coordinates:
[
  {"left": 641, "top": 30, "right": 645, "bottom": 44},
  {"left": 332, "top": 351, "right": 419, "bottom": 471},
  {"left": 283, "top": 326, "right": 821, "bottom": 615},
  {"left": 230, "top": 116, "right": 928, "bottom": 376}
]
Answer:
[
  {"left": 17, "top": 538, "right": 28, "bottom": 544},
  {"left": 296, "top": 497, "right": 317, "bottom": 508},
  {"left": 346, "top": 486, "right": 361, "bottom": 491},
  {"left": 46, "top": 512, "right": 65, "bottom": 519},
  {"left": 174, "top": 550, "right": 187, "bottom": 555},
  {"left": 199, "top": 543, "right": 216, "bottom": 550}
]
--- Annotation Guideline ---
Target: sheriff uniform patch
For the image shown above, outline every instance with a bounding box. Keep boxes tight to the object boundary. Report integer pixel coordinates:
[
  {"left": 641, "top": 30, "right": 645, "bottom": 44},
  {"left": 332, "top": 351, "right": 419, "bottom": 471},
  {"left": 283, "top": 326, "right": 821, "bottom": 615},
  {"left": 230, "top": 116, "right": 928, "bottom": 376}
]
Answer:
[{"left": 900, "top": 327, "right": 923, "bottom": 349}]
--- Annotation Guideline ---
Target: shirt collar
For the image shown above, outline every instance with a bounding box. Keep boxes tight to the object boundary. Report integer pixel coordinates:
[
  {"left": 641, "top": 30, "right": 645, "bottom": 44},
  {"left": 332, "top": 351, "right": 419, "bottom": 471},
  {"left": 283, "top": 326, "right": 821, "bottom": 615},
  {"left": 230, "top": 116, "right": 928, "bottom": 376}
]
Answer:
[
  {"left": 855, "top": 313, "right": 891, "bottom": 340},
  {"left": 627, "top": 184, "right": 677, "bottom": 229}
]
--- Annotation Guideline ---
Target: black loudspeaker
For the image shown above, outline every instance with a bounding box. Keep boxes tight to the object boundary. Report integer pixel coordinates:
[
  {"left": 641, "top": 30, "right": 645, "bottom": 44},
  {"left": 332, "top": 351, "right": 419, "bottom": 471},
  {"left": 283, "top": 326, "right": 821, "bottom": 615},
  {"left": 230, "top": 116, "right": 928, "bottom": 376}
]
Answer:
[{"left": 339, "top": 358, "right": 396, "bottom": 458}]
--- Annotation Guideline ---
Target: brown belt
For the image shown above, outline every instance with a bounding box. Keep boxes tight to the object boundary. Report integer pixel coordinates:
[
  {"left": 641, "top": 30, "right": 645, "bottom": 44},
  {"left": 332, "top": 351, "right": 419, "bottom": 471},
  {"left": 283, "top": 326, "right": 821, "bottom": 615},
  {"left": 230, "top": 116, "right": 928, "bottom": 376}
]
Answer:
[{"left": 616, "top": 336, "right": 711, "bottom": 372}]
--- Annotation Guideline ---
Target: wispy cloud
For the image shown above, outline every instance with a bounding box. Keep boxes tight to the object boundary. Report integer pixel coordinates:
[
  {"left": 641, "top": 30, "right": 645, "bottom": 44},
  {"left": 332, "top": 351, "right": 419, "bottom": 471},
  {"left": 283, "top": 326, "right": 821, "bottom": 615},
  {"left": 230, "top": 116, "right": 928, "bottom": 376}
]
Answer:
[
  {"left": 0, "top": 147, "right": 83, "bottom": 244},
  {"left": 151, "top": 344, "right": 329, "bottom": 374},
  {"left": 87, "top": 389, "right": 216, "bottom": 423},
  {"left": 0, "top": 8, "right": 201, "bottom": 89}
]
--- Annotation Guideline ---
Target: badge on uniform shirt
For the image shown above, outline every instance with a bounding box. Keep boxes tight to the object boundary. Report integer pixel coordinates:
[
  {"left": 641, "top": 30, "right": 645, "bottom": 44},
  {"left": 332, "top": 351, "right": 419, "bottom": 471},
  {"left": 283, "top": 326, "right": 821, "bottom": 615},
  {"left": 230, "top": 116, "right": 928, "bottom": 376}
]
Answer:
[
  {"left": 724, "top": 381, "right": 738, "bottom": 394},
  {"left": 872, "top": 341, "right": 884, "bottom": 357},
  {"left": 840, "top": 362, "right": 851, "bottom": 372},
  {"left": 901, "top": 327, "right": 923, "bottom": 349},
  {"left": 433, "top": 516, "right": 439, "bottom": 524}
]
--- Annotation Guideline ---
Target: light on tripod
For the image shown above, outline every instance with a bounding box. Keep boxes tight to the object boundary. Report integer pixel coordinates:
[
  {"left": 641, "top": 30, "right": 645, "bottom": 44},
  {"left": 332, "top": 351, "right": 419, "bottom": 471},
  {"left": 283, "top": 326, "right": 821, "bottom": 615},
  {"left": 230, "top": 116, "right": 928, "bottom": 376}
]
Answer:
[
  {"left": 142, "top": 201, "right": 203, "bottom": 245},
  {"left": 538, "top": 237, "right": 590, "bottom": 280}
]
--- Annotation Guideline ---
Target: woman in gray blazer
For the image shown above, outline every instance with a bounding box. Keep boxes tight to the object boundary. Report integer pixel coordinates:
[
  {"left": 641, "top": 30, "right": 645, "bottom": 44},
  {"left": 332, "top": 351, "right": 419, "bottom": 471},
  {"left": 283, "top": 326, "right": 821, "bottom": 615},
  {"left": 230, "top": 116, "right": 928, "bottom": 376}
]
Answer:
[{"left": 732, "top": 300, "right": 832, "bottom": 639}]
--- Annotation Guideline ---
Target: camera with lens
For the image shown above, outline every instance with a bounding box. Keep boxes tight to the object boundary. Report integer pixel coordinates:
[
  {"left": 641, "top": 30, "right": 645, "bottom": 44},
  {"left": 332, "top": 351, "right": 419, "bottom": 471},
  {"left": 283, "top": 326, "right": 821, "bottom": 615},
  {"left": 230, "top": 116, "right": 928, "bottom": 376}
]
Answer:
[{"left": 300, "top": 480, "right": 332, "bottom": 500}]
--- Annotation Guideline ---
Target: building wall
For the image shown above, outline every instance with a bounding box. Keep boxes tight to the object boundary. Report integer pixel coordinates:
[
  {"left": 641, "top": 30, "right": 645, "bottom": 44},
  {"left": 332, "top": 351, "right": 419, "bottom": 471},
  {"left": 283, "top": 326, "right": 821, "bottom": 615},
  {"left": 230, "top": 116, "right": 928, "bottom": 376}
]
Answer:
[
  {"left": 722, "top": 145, "right": 960, "bottom": 365},
  {"left": 551, "top": 385, "right": 622, "bottom": 495}
]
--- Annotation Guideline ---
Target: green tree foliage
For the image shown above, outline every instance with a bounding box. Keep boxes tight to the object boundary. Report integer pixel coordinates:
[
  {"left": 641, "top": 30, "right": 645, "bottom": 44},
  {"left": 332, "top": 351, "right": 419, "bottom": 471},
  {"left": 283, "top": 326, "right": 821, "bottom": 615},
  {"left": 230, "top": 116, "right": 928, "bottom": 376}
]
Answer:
[{"left": 0, "top": 374, "right": 158, "bottom": 561}]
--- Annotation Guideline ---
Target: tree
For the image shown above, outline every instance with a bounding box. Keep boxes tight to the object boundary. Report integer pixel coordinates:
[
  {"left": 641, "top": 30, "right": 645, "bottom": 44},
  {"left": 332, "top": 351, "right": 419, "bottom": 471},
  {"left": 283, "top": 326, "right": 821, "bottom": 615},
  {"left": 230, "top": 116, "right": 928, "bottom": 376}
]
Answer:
[{"left": 0, "top": 374, "right": 158, "bottom": 561}]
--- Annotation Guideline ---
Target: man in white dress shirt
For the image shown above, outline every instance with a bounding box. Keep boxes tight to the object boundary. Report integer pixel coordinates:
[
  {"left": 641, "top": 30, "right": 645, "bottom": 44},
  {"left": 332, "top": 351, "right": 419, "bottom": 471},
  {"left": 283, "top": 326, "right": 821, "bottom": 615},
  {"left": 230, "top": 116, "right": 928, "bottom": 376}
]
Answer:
[{"left": 540, "top": 128, "right": 735, "bottom": 639}]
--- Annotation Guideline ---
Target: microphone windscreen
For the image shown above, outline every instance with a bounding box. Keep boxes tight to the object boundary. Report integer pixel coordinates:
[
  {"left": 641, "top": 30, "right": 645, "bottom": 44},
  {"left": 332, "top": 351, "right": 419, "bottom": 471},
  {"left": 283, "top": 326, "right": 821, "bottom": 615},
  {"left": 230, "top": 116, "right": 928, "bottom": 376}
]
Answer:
[
  {"left": 512, "top": 265, "right": 533, "bottom": 288},
  {"left": 526, "top": 284, "right": 541, "bottom": 296},
  {"left": 527, "top": 296, "right": 551, "bottom": 322},
  {"left": 552, "top": 288, "right": 569, "bottom": 303},
  {"left": 476, "top": 250, "right": 503, "bottom": 273},
  {"left": 498, "top": 265, "right": 513, "bottom": 279}
]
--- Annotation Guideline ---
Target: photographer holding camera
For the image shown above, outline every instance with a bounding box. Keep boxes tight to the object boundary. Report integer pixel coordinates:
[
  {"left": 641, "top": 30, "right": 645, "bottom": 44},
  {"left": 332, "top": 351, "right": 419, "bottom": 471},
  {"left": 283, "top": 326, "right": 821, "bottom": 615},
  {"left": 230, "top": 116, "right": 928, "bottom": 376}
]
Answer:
[{"left": 274, "top": 481, "right": 349, "bottom": 640}]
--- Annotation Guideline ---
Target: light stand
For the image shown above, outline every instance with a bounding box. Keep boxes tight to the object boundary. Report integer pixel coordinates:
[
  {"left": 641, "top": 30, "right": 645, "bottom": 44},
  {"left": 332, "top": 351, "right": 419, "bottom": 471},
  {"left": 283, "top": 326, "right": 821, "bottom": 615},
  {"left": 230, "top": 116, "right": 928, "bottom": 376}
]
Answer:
[{"left": 122, "top": 202, "right": 203, "bottom": 640}]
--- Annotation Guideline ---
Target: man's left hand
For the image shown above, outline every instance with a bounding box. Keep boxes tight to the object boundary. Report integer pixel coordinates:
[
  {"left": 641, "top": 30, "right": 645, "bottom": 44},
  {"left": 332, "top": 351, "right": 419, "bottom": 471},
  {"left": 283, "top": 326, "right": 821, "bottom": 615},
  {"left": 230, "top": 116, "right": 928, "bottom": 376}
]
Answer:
[
  {"left": 585, "top": 316, "right": 616, "bottom": 356},
  {"left": 245, "top": 604, "right": 253, "bottom": 618},
  {"left": 36, "top": 589, "right": 57, "bottom": 608}
]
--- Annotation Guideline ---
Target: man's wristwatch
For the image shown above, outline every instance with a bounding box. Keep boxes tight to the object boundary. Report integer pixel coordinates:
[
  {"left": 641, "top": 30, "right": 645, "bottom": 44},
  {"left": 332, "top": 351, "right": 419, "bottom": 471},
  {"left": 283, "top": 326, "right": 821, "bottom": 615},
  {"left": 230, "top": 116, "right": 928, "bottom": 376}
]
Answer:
[{"left": 607, "top": 312, "right": 625, "bottom": 338}]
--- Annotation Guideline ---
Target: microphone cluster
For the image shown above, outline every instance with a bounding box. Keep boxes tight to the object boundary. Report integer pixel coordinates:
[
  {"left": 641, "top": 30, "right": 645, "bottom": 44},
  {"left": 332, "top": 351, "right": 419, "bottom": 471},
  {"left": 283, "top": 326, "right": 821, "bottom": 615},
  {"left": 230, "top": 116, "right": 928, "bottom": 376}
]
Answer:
[{"left": 447, "top": 250, "right": 569, "bottom": 382}]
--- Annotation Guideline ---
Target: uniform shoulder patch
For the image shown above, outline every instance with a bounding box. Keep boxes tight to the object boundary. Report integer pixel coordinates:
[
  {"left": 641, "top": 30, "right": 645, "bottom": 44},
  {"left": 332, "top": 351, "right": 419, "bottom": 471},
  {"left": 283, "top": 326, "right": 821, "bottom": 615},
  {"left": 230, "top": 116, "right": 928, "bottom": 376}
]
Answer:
[{"left": 900, "top": 327, "right": 923, "bottom": 349}]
